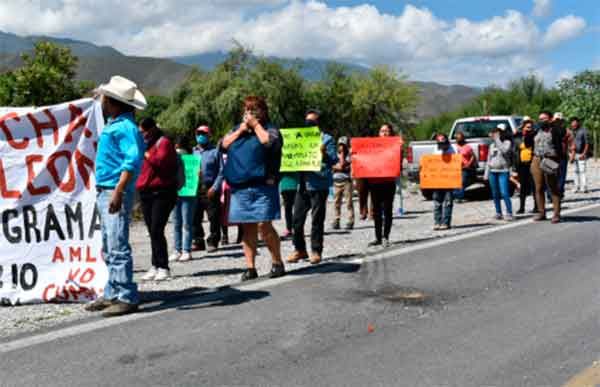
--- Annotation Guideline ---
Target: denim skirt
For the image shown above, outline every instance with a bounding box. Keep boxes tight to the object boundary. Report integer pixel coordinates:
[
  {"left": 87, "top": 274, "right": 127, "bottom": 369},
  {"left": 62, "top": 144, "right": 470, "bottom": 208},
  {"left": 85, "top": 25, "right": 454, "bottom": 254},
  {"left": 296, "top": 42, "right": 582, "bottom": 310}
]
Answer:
[{"left": 229, "top": 184, "right": 281, "bottom": 223}]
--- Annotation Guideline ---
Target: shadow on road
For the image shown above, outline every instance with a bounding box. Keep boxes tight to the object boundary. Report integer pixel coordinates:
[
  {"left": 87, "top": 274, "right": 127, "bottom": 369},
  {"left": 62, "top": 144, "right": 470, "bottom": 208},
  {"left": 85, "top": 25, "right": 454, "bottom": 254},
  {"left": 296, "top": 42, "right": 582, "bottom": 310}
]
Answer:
[
  {"left": 450, "top": 223, "right": 493, "bottom": 229},
  {"left": 139, "top": 286, "right": 270, "bottom": 313},
  {"left": 561, "top": 196, "right": 600, "bottom": 204},
  {"left": 288, "top": 261, "right": 361, "bottom": 277},
  {"left": 200, "top": 251, "right": 246, "bottom": 259},
  {"left": 560, "top": 215, "right": 600, "bottom": 223},
  {"left": 189, "top": 268, "right": 246, "bottom": 277}
]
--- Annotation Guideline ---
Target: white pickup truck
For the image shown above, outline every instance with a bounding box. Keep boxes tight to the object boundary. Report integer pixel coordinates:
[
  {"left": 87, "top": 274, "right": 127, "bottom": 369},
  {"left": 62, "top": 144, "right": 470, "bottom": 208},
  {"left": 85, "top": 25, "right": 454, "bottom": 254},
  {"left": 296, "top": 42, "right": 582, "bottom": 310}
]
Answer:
[{"left": 407, "top": 115, "right": 523, "bottom": 199}]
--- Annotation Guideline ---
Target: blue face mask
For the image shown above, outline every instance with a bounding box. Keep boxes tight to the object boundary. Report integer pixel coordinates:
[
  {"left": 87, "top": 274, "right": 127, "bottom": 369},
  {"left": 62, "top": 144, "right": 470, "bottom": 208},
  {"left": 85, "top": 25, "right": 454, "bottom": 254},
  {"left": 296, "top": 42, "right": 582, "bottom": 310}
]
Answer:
[{"left": 196, "top": 134, "right": 209, "bottom": 146}]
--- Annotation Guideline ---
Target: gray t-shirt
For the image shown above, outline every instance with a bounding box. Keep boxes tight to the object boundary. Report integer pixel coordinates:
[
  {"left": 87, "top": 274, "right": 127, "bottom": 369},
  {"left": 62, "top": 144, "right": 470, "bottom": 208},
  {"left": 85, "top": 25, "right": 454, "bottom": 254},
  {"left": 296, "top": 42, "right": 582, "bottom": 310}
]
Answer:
[
  {"left": 574, "top": 127, "right": 589, "bottom": 154},
  {"left": 333, "top": 155, "right": 351, "bottom": 182},
  {"left": 534, "top": 130, "right": 556, "bottom": 157}
]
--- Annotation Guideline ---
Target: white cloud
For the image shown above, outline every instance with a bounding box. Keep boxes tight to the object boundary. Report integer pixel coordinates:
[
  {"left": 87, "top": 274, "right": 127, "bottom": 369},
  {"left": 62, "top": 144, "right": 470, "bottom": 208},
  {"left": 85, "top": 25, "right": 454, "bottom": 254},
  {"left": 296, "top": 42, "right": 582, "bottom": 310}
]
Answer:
[
  {"left": 543, "top": 15, "right": 587, "bottom": 47},
  {"left": 532, "top": 0, "right": 552, "bottom": 18},
  {"left": 0, "top": 0, "right": 590, "bottom": 86}
]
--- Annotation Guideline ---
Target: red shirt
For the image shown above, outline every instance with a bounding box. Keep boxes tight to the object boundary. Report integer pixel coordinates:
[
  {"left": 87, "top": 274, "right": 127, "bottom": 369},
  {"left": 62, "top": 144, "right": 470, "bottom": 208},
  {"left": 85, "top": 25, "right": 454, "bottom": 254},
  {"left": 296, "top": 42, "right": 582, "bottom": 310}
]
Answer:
[
  {"left": 457, "top": 143, "right": 475, "bottom": 169},
  {"left": 136, "top": 135, "right": 178, "bottom": 191}
]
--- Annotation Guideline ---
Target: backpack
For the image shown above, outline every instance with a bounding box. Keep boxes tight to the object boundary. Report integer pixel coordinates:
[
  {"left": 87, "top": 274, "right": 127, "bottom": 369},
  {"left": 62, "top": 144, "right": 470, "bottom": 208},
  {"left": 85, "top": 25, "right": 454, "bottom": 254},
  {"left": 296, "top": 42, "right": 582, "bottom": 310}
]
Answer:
[
  {"left": 223, "top": 130, "right": 267, "bottom": 187},
  {"left": 156, "top": 136, "right": 185, "bottom": 190}
]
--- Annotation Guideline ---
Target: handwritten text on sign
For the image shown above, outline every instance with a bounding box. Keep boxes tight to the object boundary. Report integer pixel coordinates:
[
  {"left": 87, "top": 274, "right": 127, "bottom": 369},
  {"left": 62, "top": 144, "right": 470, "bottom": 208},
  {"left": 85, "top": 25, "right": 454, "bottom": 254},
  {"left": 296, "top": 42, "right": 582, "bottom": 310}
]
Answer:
[
  {"left": 280, "top": 127, "right": 322, "bottom": 172},
  {"left": 0, "top": 98, "right": 107, "bottom": 305},
  {"left": 351, "top": 137, "right": 403, "bottom": 178},
  {"left": 419, "top": 154, "right": 462, "bottom": 189},
  {"left": 178, "top": 155, "right": 201, "bottom": 197}
]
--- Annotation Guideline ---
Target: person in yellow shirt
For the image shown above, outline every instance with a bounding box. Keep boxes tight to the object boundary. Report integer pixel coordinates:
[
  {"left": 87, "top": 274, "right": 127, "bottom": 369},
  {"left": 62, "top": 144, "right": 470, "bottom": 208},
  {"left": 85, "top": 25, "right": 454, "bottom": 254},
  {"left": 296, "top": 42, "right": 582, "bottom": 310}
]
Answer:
[{"left": 514, "top": 118, "right": 538, "bottom": 214}]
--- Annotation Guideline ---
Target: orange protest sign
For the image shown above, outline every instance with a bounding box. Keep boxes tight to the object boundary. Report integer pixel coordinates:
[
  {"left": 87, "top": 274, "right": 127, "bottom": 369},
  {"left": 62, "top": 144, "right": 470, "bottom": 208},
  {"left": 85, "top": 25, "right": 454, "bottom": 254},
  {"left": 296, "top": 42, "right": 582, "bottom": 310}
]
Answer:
[
  {"left": 350, "top": 137, "right": 403, "bottom": 178},
  {"left": 419, "top": 154, "right": 462, "bottom": 189}
]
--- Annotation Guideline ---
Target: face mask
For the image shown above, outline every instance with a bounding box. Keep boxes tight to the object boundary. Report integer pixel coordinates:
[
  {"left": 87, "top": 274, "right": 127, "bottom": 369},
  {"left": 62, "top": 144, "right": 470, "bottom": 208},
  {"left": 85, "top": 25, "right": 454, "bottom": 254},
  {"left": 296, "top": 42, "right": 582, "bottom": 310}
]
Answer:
[
  {"left": 305, "top": 120, "right": 318, "bottom": 127},
  {"left": 196, "top": 134, "right": 209, "bottom": 145},
  {"left": 457, "top": 138, "right": 465, "bottom": 145}
]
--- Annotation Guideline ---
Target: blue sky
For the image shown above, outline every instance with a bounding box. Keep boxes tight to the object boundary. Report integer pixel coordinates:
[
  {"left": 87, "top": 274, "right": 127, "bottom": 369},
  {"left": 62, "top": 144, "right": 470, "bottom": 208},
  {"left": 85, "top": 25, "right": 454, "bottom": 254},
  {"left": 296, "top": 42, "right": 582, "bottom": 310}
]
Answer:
[
  {"left": 325, "top": 0, "right": 598, "bottom": 82},
  {"left": 0, "top": 0, "right": 596, "bottom": 86}
]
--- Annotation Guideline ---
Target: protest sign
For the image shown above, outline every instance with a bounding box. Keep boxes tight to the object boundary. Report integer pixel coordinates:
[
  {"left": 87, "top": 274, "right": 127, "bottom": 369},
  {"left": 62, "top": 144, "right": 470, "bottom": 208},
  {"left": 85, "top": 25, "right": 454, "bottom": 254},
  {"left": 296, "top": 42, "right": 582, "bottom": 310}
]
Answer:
[
  {"left": 419, "top": 154, "right": 462, "bottom": 189},
  {"left": 0, "top": 98, "right": 107, "bottom": 304},
  {"left": 280, "top": 127, "right": 322, "bottom": 172},
  {"left": 178, "top": 155, "right": 201, "bottom": 197},
  {"left": 351, "top": 137, "right": 403, "bottom": 178}
]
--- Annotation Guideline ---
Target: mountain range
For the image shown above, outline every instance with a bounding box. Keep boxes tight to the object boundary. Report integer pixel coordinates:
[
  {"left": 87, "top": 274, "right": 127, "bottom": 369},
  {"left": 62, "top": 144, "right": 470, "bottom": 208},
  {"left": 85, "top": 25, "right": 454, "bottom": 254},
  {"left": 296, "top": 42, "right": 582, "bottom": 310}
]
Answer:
[{"left": 0, "top": 31, "right": 481, "bottom": 120}]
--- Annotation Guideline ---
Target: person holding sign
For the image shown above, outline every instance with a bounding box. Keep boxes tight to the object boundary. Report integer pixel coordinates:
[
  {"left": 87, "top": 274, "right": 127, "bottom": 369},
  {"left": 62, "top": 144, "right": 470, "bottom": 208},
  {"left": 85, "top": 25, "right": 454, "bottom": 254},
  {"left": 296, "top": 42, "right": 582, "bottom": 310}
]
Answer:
[
  {"left": 136, "top": 118, "right": 179, "bottom": 281},
  {"left": 193, "top": 125, "right": 224, "bottom": 253},
  {"left": 86, "top": 76, "right": 146, "bottom": 317},
  {"left": 483, "top": 123, "right": 514, "bottom": 221},
  {"left": 431, "top": 134, "right": 456, "bottom": 230},
  {"left": 332, "top": 136, "right": 355, "bottom": 230},
  {"left": 169, "top": 137, "right": 199, "bottom": 263},
  {"left": 221, "top": 96, "right": 285, "bottom": 281},
  {"left": 287, "top": 109, "right": 338, "bottom": 265},
  {"left": 366, "top": 124, "right": 398, "bottom": 248}
]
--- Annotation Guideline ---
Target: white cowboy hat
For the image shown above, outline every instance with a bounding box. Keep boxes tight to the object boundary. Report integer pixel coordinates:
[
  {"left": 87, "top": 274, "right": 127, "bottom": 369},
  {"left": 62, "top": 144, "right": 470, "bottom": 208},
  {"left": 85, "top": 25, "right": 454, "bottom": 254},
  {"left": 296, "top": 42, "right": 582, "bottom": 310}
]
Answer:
[
  {"left": 97, "top": 75, "right": 147, "bottom": 110},
  {"left": 553, "top": 112, "right": 564, "bottom": 120},
  {"left": 496, "top": 123, "right": 507, "bottom": 131}
]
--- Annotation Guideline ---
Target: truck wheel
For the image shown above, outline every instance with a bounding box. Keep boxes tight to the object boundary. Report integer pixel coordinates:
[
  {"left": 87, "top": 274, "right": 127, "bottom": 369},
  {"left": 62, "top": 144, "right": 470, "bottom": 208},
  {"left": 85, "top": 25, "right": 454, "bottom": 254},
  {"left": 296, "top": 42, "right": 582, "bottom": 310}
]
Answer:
[{"left": 421, "top": 189, "right": 433, "bottom": 200}]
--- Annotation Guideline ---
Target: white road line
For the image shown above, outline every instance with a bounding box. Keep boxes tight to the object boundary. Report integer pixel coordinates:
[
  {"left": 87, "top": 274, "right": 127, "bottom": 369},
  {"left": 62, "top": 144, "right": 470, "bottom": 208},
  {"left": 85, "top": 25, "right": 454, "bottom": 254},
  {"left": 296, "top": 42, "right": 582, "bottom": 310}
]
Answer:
[{"left": 2, "top": 202, "right": 599, "bottom": 354}]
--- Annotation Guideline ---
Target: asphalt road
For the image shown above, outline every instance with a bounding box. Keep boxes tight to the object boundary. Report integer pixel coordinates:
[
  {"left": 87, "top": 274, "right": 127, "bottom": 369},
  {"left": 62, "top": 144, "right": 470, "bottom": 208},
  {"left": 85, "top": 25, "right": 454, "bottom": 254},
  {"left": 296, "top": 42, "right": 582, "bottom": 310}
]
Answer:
[{"left": 2, "top": 206, "right": 600, "bottom": 387}]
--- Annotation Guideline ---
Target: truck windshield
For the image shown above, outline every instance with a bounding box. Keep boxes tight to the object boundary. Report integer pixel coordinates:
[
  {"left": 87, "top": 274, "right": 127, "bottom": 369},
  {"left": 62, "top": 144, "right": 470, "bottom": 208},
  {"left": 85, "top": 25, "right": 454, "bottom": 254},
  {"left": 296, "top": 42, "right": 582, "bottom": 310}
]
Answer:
[{"left": 452, "top": 120, "right": 511, "bottom": 139}]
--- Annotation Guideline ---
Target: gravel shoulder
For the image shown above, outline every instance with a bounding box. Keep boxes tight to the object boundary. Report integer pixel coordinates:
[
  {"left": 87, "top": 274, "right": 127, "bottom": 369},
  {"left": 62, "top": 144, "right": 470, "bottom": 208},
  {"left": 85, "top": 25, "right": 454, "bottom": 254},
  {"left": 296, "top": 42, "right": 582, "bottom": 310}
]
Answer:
[{"left": 2, "top": 161, "right": 600, "bottom": 339}]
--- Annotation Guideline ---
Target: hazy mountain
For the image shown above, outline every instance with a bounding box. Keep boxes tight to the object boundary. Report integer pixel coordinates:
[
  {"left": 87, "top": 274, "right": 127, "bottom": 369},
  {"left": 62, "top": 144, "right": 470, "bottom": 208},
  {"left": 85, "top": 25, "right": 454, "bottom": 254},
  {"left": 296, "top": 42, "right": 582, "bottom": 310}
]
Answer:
[
  {"left": 0, "top": 31, "right": 481, "bottom": 119},
  {"left": 172, "top": 51, "right": 368, "bottom": 81}
]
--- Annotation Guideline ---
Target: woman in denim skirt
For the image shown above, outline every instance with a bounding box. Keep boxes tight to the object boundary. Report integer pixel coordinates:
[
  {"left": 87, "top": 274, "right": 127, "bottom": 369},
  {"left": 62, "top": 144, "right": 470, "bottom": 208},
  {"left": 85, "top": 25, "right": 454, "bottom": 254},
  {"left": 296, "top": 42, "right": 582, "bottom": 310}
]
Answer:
[{"left": 221, "top": 96, "right": 285, "bottom": 281}]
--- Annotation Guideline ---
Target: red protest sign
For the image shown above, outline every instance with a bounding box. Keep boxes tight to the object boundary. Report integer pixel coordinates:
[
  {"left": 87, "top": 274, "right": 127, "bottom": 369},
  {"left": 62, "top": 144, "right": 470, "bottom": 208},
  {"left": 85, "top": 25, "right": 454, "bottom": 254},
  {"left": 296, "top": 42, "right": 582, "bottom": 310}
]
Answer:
[{"left": 351, "top": 137, "right": 403, "bottom": 178}]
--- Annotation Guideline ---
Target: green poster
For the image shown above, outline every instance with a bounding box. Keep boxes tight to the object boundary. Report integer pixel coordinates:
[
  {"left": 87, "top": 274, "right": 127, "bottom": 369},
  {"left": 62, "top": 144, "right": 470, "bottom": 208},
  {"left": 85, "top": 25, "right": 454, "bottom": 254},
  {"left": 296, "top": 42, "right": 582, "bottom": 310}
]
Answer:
[
  {"left": 280, "top": 127, "right": 322, "bottom": 172},
  {"left": 178, "top": 154, "right": 201, "bottom": 197}
]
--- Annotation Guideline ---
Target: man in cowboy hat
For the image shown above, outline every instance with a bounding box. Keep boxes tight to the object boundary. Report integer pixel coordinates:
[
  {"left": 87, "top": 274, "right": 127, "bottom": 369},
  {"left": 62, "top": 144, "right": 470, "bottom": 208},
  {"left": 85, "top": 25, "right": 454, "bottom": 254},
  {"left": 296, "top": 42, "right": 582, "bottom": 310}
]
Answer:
[{"left": 85, "top": 75, "right": 146, "bottom": 317}]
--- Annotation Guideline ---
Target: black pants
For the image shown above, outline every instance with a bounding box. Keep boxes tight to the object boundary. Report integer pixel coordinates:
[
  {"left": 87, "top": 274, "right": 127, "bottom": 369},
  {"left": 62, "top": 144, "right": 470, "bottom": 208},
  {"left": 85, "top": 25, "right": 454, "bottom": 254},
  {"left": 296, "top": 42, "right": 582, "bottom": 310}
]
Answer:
[
  {"left": 194, "top": 190, "right": 222, "bottom": 247},
  {"left": 518, "top": 163, "right": 538, "bottom": 211},
  {"left": 281, "top": 190, "right": 296, "bottom": 231},
  {"left": 292, "top": 189, "right": 328, "bottom": 254},
  {"left": 139, "top": 189, "right": 178, "bottom": 270},
  {"left": 369, "top": 182, "right": 396, "bottom": 241}
]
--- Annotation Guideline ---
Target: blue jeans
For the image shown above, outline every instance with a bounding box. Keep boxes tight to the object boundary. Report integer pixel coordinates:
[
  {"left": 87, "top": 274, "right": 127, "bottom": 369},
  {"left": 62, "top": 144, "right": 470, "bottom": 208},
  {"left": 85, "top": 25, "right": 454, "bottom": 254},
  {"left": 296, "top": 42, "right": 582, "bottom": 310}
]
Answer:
[
  {"left": 433, "top": 189, "right": 453, "bottom": 226},
  {"left": 97, "top": 188, "right": 138, "bottom": 305},
  {"left": 488, "top": 171, "right": 512, "bottom": 215},
  {"left": 454, "top": 169, "right": 475, "bottom": 199},
  {"left": 172, "top": 196, "right": 197, "bottom": 253},
  {"left": 559, "top": 159, "right": 568, "bottom": 196}
]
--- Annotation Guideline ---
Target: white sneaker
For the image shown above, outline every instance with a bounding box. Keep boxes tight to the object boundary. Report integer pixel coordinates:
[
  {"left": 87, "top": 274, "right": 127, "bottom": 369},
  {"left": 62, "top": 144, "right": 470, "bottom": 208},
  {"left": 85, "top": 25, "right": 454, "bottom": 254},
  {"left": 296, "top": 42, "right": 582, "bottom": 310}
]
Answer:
[
  {"left": 382, "top": 239, "right": 390, "bottom": 248},
  {"left": 141, "top": 267, "right": 157, "bottom": 281},
  {"left": 178, "top": 252, "right": 192, "bottom": 262},
  {"left": 154, "top": 268, "right": 171, "bottom": 281},
  {"left": 169, "top": 251, "right": 181, "bottom": 262}
]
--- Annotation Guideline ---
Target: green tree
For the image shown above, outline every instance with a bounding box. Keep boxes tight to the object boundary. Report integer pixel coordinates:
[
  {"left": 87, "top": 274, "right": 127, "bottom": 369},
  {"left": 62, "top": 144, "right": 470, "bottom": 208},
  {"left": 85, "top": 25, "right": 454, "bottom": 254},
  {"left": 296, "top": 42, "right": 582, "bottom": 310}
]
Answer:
[
  {"left": 138, "top": 95, "right": 171, "bottom": 123},
  {"left": 304, "top": 63, "right": 355, "bottom": 137},
  {"left": 8, "top": 41, "right": 92, "bottom": 106},
  {"left": 159, "top": 46, "right": 306, "bottom": 139},
  {"left": 558, "top": 70, "right": 600, "bottom": 158},
  {"left": 350, "top": 66, "right": 418, "bottom": 137},
  {"left": 558, "top": 70, "right": 600, "bottom": 132}
]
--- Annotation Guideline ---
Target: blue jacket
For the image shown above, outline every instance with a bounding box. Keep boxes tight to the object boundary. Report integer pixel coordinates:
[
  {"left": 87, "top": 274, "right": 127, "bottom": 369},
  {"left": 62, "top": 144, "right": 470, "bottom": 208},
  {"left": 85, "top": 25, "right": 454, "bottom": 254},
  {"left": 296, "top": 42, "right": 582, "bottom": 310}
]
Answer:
[
  {"left": 302, "top": 132, "right": 338, "bottom": 191},
  {"left": 193, "top": 144, "right": 223, "bottom": 193},
  {"left": 95, "top": 112, "right": 144, "bottom": 190}
]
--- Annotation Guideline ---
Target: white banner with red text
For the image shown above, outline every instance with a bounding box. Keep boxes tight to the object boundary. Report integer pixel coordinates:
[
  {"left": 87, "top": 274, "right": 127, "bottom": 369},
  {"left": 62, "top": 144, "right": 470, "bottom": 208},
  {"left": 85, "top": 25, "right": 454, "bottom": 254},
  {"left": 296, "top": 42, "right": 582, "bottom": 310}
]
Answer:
[{"left": 0, "top": 98, "right": 106, "bottom": 305}]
